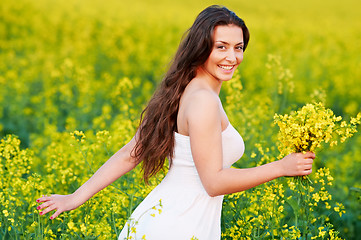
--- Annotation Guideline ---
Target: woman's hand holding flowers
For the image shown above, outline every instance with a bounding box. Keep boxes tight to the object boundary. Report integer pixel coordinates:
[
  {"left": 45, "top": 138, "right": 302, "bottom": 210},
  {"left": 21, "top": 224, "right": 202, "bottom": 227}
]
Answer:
[{"left": 279, "top": 152, "right": 315, "bottom": 177}]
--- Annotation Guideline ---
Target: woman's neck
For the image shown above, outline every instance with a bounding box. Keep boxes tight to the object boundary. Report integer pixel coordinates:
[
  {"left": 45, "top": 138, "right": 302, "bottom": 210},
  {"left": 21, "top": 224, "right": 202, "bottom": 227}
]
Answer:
[{"left": 195, "top": 67, "right": 222, "bottom": 95}]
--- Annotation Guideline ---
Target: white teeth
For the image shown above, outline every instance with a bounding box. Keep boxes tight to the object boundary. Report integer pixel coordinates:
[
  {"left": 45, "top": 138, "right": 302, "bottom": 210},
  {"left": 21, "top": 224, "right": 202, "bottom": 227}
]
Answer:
[{"left": 218, "top": 65, "right": 233, "bottom": 70}]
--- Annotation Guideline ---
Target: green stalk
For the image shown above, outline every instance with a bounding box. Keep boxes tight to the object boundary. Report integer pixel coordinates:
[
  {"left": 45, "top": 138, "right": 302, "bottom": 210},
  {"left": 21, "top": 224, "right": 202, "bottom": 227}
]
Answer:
[{"left": 295, "top": 192, "right": 299, "bottom": 229}]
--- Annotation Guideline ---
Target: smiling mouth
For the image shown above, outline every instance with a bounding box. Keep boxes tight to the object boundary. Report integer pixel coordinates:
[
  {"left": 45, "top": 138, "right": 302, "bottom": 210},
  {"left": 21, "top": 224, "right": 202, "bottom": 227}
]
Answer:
[{"left": 218, "top": 65, "right": 234, "bottom": 70}]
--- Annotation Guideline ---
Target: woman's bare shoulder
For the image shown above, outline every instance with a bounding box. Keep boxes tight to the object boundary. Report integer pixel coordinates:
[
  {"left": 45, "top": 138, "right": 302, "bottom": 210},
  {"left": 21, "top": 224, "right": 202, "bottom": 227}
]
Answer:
[
  {"left": 182, "top": 79, "right": 220, "bottom": 108},
  {"left": 187, "top": 88, "right": 219, "bottom": 105},
  {"left": 179, "top": 88, "right": 220, "bottom": 131}
]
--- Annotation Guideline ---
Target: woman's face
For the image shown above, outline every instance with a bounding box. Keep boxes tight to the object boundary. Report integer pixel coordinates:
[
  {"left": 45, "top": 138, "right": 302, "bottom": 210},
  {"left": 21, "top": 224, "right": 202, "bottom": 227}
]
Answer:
[{"left": 202, "top": 24, "right": 244, "bottom": 82}]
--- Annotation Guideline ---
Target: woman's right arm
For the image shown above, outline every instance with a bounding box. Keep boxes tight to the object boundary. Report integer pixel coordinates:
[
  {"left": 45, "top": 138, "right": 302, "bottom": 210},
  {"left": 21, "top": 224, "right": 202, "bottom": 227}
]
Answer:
[{"left": 36, "top": 136, "right": 139, "bottom": 219}]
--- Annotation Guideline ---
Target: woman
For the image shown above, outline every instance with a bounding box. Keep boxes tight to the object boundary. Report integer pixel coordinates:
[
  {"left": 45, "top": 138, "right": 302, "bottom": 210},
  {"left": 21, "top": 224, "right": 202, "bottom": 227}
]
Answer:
[{"left": 37, "top": 5, "right": 314, "bottom": 240}]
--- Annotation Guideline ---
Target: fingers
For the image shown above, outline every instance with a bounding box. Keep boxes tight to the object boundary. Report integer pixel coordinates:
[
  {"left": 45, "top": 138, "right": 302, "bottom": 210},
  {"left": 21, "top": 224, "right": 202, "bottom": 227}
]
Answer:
[
  {"left": 39, "top": 203, "right": 58, "bottom": 217},
  {"left": 302, "top": 151, "right": 316, "bottom": 159},
  {"left": 37, "top": 198, "right": 56, "bottom": 210},
  {"left": 300, "top": 156, "right": 313, "bottom": 176},
  {"left": 302, "top": 168, "right": 313, "bottom": 175},
  {"left": 51, "top": 209, "right": 63, "bottom": 220},
  {"left": 36, "top": 195, "right": 52, "bottom": 203},
  {"left": 290, "top": 153, "right": 314, "bottom": 176},
  {"left": 303, "top": 158, "right": 313, "bottom": 167},
  {"left": 36, "top": 195, "right": 59, "bottom": 219},
  {"left": 294, "top": 152, "right": 315, "bottom": 158},
  {"left": 304, "top": 160, "right": 313, "bottom": 171},
  {"left": 282, "top": 152, "right": 315, "bottom": 177}
]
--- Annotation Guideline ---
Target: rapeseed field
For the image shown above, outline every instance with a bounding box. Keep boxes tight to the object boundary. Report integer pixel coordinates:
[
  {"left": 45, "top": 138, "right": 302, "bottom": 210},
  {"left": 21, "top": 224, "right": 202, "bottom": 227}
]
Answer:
[{"left": 1, "top": 0, "right": 360, "bottom": 239}]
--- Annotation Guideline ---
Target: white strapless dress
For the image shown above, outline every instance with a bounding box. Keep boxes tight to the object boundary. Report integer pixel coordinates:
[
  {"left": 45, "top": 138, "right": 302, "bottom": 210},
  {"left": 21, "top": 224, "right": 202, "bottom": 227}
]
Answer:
[{"left": 118, "top": 124, "right": 245, "bottom": 240}]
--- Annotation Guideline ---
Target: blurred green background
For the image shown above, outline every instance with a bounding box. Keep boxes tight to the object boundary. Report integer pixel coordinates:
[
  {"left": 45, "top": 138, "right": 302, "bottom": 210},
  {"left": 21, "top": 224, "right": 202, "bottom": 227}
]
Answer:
[{"left": 1, "top": 0, "right": 360, "bottom": 145}]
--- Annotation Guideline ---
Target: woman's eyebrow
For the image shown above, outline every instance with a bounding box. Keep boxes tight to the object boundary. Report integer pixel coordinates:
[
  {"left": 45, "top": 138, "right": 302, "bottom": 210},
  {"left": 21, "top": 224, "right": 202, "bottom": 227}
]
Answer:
[{"left": 215, "top": 40, "right": 244, "bottom": 45}]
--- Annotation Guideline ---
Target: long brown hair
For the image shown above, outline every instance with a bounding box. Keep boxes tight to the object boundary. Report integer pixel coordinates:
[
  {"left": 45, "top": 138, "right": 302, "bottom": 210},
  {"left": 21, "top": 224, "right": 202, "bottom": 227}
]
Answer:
[{"left": 132, "top": 5, "right": 250, "bottom": 183}]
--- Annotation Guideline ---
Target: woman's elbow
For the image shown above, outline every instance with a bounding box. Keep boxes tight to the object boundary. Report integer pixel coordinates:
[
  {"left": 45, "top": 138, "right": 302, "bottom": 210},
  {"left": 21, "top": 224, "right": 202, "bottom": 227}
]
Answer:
[
  {"left": 207, "top": 192, "right": 219, "bottom": 198},
  {"left": 203, "top": 183, "right": 222, "bottom": 197}
]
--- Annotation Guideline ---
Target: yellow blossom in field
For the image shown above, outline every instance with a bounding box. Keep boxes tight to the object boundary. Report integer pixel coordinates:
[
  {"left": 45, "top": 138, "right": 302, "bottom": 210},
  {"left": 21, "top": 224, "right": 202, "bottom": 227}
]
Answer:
[
  {"left": 70, "top": 130, "right": 86, "bottom": 143},
  {"left": 67, "top": 221, "right": 75, "bottom": 230},
  {"left": 80, "top": 223, "right": 86, "bottom": 232},
  {"left": 287, "top": 179, "right": 296, "bottom": 191},
  {"left": 2, "top": 210, "right": 9, "bottom": 217},
  {"left": 274, "top": 102, "right": 360, "bottom": 155},
  {"left": 328, "top": 228, "right": 344, "bottom": 240},
  {"left": 334, "top": 202, "right": 346, "bottom": 217},
  {"left": 312, "top": 193, "right": 320, "bottom": 202},
  {"left": 318, "top": 226, "right": 326, "bottom": 238}
]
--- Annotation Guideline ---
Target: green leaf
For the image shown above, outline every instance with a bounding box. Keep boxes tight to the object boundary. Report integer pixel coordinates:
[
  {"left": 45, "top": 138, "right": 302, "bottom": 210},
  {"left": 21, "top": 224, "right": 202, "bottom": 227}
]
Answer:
[{"left": 285, "top": 197, "right": 299, "bottom": 215}]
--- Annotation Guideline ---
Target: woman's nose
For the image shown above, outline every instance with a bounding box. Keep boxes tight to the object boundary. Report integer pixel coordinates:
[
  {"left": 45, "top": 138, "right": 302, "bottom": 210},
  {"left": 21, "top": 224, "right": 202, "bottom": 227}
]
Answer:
[{"left": 225, "top": 50, "right": 237, "bottom": 63}]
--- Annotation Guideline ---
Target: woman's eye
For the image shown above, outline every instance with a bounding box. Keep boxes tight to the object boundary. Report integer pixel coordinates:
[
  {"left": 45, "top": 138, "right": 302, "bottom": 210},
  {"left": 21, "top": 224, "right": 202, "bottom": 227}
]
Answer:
[
  {"left": 216, "top": 45, "right": 226, "bottom": 50},
  {"left": 236, "top": 46, "right": 244, "bottom": 50}
]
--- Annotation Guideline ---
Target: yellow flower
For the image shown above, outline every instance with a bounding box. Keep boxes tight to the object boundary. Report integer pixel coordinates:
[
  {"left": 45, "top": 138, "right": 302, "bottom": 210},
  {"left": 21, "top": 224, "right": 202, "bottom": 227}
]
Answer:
[
  {"left": 67, "top": 221, "right": 75, "bottom": 230},
  {"left": 2, "top": 209, "right": 9, "bottom": 217},
  {"left": 334, "top": 203, "right": 346, "bottom": 217},
  {"left": 80, "top": 223, "right": 86, "bottom": 232},
  {"left": 312, "top": 193, "right": 320, "bottom": 202},
  {"left": 318, "top": 226, "right": 326, "bottom": 238}
]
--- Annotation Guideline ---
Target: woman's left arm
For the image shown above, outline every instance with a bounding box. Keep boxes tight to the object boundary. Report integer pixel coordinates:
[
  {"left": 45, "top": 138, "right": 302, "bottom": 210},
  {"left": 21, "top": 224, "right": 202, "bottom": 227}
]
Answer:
[{"left": 186, "top": 92, "right": 314, "bottom": 197}]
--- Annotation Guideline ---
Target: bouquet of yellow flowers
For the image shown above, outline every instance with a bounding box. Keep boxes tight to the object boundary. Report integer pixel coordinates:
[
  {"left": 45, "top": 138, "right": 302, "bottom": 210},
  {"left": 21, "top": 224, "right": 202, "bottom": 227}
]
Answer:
[
  {"left": 274, "top": 103, "right": 360, "bottom": 238},
  {"left": 274, "top": 102, "right": 361, "bottom": 156}
]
